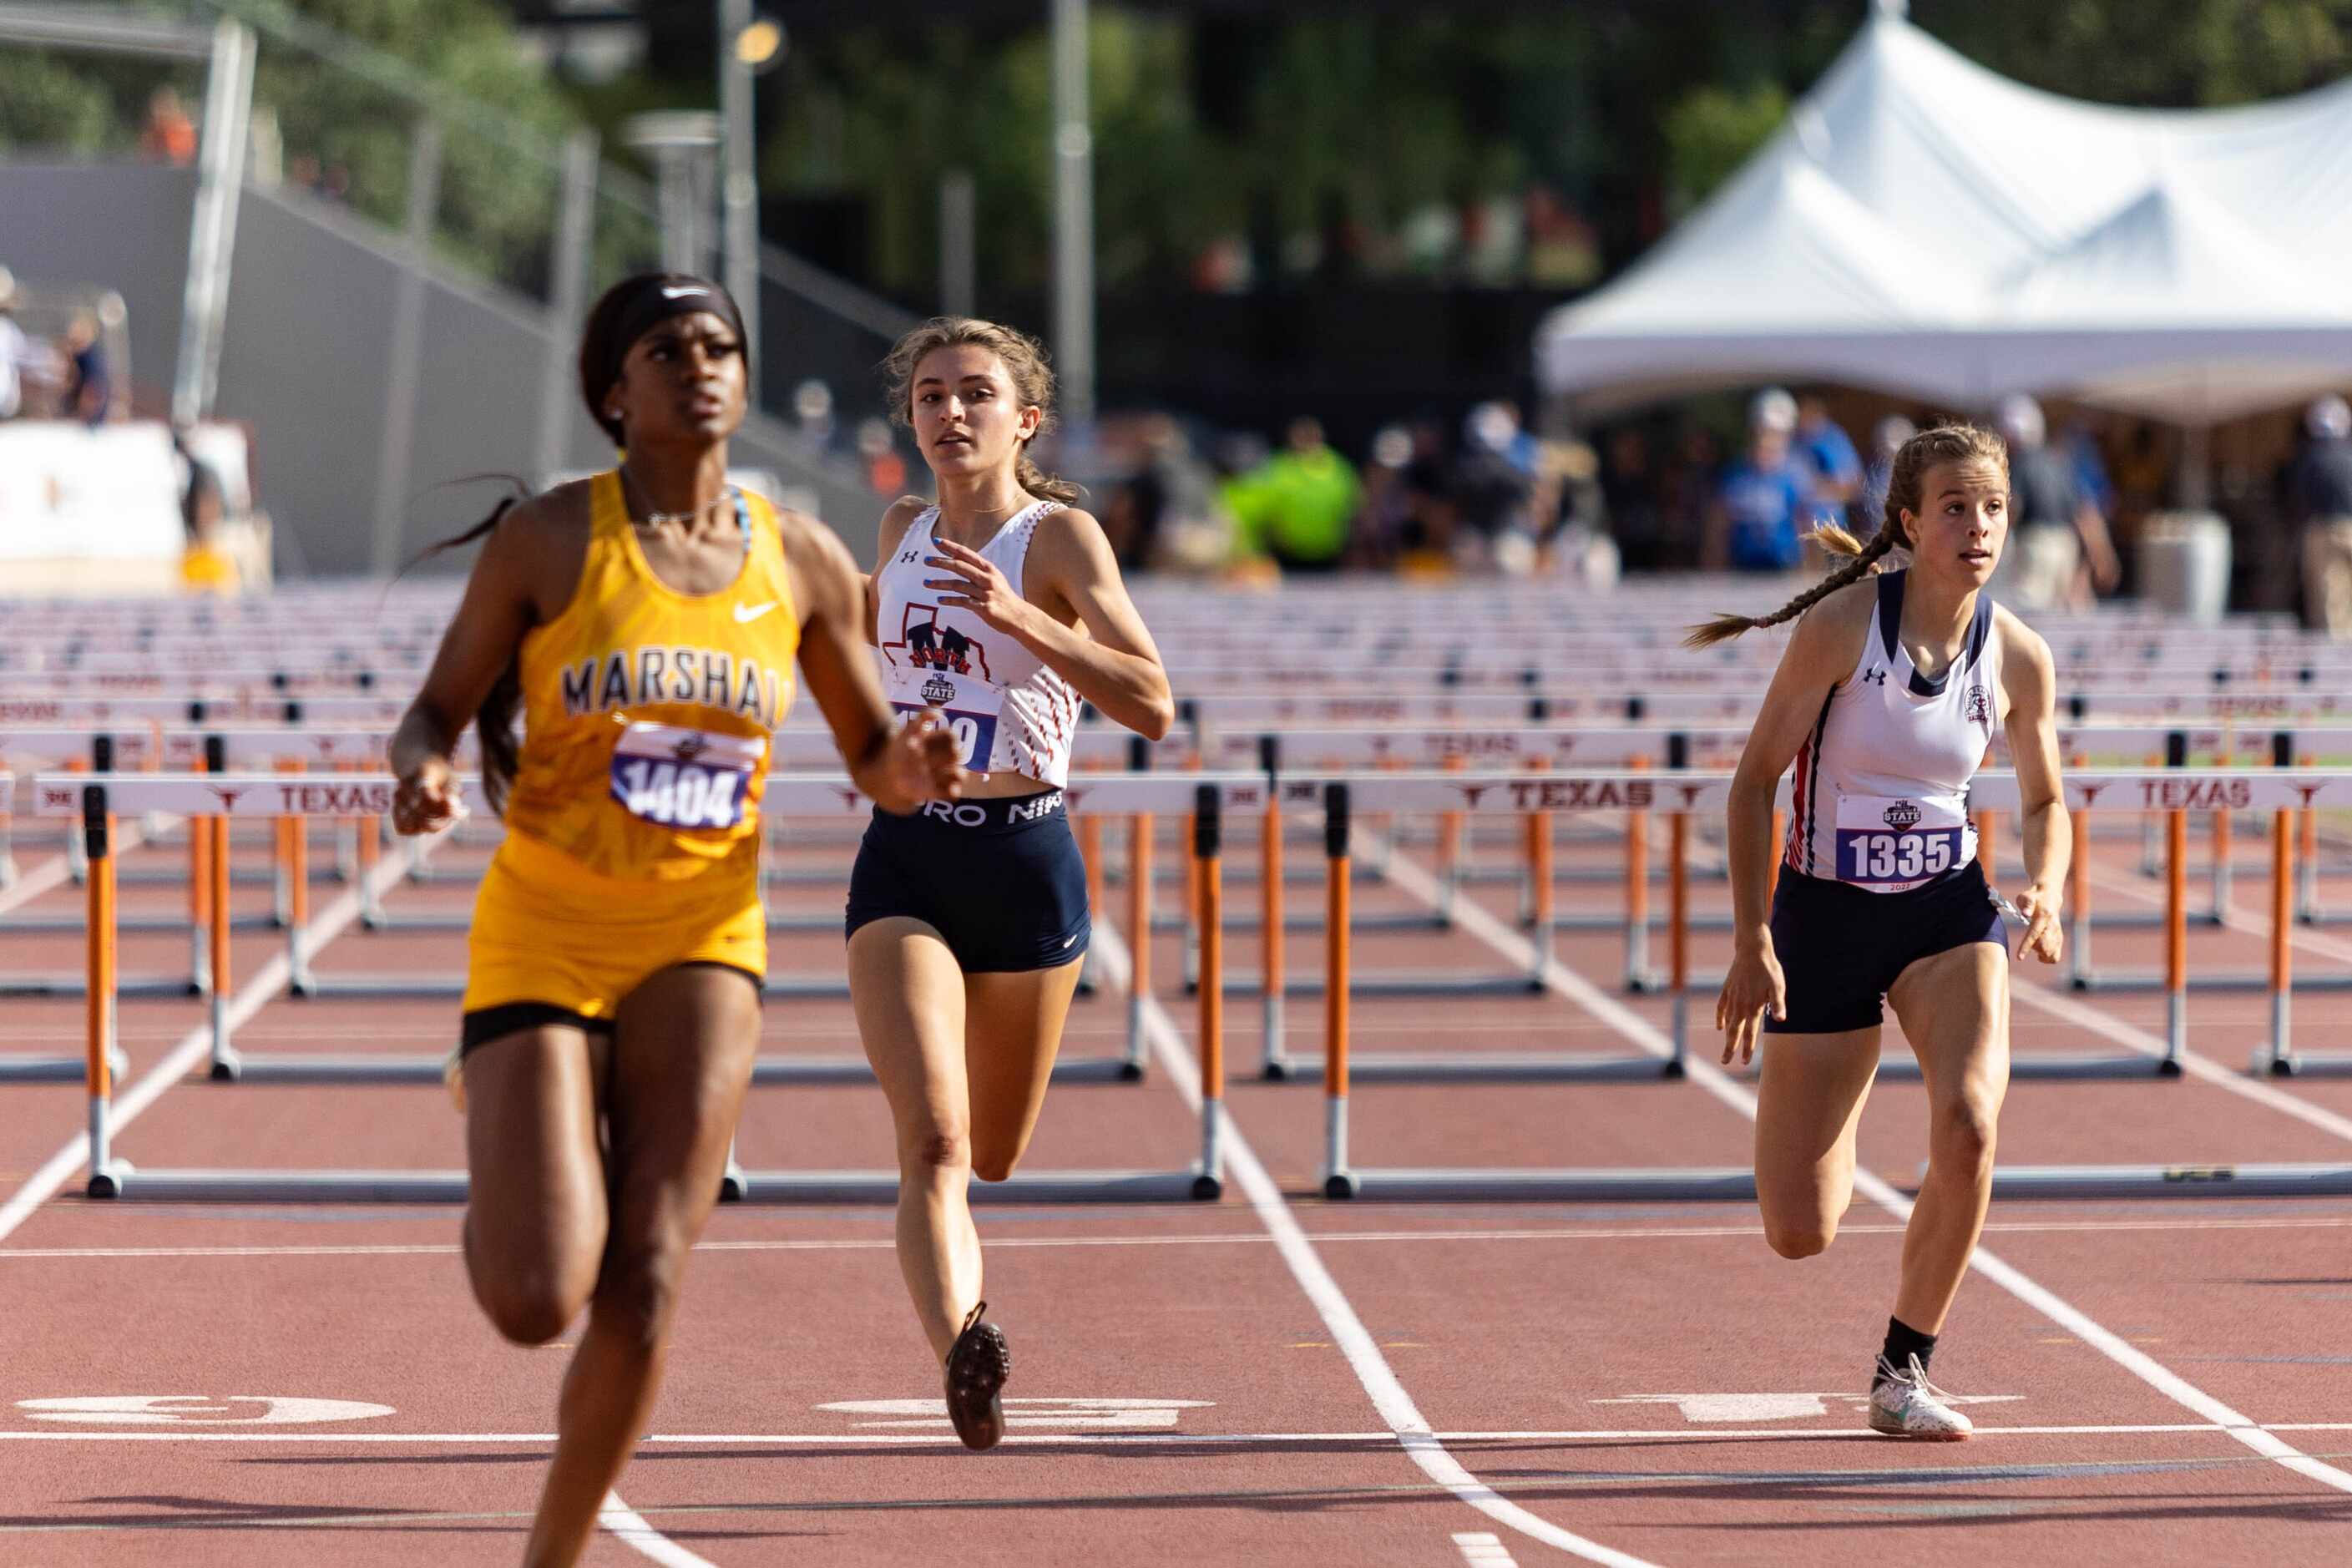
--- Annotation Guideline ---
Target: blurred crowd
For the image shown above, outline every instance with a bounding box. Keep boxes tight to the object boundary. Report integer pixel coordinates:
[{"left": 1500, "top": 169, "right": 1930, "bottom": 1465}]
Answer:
[
  {"left": 781, "top": 367, "right": 2352, "bottom": 631},
  {"left": 943, "top": 383, "right": 2352, "bottom": 636},
  {"left": 0, "top": 268, "right": 120, "bottom": 427}
]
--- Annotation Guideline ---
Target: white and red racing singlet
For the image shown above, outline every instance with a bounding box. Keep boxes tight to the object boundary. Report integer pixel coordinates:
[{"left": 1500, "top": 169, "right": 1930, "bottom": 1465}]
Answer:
[
  {"left": 873, "top": 499, "right": 1081, "bottom": 788},
  {"left": 1784, "top": 570, "right": 2002, "bottom": 893}
]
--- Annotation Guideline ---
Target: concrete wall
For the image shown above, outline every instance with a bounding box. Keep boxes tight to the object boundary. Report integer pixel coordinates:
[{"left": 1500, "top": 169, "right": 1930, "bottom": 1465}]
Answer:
[
  {"left": 0, "top": 160, "right": 195, "bottom": 410},
  {"left": 0, "top": 160, "right": 885, "bottom": 576}
]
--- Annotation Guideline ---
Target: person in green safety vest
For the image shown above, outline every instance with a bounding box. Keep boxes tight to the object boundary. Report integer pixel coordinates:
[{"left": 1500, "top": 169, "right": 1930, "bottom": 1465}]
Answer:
[{"left": 1224, "top": 417, "right": 1362, "bottom": 572}]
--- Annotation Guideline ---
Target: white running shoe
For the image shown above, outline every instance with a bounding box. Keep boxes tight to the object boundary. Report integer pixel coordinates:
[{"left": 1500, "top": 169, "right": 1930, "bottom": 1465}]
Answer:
[{"left": 1869, "top": 1354, "right": 1973, "bottom": 1439}]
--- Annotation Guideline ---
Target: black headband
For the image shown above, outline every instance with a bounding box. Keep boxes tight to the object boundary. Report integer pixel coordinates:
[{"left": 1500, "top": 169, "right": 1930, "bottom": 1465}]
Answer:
[{"left": 593, "top": 277, "right": 747, "bottom": 413}]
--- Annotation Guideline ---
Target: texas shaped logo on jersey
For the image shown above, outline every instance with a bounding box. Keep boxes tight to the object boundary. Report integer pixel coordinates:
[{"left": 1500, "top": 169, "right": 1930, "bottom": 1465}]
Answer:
[{"left": 885, "top": 604, "right": 993, "bottom": 683}]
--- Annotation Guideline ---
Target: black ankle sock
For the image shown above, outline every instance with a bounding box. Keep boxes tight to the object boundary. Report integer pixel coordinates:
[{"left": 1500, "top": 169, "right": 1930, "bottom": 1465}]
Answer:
[{"left": 1876, "top": 1316, "right": 1938, "bottom": 1385}]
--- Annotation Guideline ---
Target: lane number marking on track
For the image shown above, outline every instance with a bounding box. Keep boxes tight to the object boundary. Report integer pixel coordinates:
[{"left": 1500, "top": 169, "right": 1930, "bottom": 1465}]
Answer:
[
  {"left": 1456, "top": 1533, "right": 1522, "bottom": 1568},
  {"left": 1592, "top": 1392, "right": 2023, "bottom": 1423},
  {"left": 816, "top": 1396, "right": 1213, "bottom": 1431},
  {"left": 15, "top": 1395, "right": 396, "bottom": 1426}
]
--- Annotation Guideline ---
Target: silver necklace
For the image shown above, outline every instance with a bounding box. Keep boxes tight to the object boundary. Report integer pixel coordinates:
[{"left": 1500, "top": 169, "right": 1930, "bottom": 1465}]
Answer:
[{"left": 620, "top": 463, "right": 729, "bottom": 529}]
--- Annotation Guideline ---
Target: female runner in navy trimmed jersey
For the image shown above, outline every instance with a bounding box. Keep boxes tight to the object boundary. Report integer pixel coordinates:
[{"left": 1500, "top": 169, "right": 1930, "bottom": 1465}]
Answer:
[
  {"left": 852, "top": 317, "right": 1174, "bottom": 1449},
  {"left": 1692, "top": 422, "right": 2068, "bottom": 1439}
]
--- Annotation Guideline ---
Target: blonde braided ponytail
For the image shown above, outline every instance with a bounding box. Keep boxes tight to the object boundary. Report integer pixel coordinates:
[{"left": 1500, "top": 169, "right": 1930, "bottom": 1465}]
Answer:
[{"left": 1682, "top": 421, "right": 2008, "bottom": 649}]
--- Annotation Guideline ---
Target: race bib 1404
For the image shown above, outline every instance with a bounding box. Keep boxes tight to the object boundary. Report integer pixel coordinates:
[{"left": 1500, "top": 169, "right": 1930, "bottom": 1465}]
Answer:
[
  {"left": 609, "top": 721, "right": 765, "bottom": 830},
  {"left": 1832, "top": 793, "right": 1970, "bottom": 892}
]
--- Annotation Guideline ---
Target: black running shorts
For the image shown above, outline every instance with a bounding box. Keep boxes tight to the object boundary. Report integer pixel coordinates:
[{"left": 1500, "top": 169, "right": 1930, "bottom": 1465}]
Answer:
[{"left": 1762, "top": 860, "right": 2006, "bottom": 1034}]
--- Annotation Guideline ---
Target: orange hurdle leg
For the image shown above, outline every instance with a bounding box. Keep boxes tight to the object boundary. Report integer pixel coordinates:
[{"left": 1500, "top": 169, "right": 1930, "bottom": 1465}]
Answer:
[
  {"left": 2261, "top": 807, "right": 2296, "bottom": 1075},
  {"left": 2211, "top": 803, "right": 2233, "bottom": 920},
  {"left": 1526, "top": 807, "right": 1554, "bottom": 984},
  {"left": 1193, "top": 788, "right": 1225, "bottom": 1196},
  {"left": 1625, "top": 756, "right": 1651, "bottom": 989},
  {"left": 279, "top": 761, "right": 313, "bottom": 994},
  {"left": 2066, "top": 759, "right": 2092, "bottom": 989},
  {"left": 1669, "top": 810, "right": 1690, "bottom": 1074},
  {"left": 1079, "top": 811, "right": 1104, "bottom": 994},
  {"left": 209, "top": 813, "right": 236, "bottom": 1078},
  {"left": 1322, "top": 783, "right": 1355, "bottom": 1197},
  {"left": 351, "top": 758, "right": 387, "bottom": 928},
  {"left": 84, "top": 787, "right": 119, "bottom": 1188},
  {"left": 1260, "top": 797, "right": 1288, "bottom": 1077},
  {"left": 190, "top": 756, "right": 214, "bottom": 995},
  {"left": 1436, "top": 754, "right": 1465, "bottom": 923},
  {"left": 1123, "top": 814, "right": 1153, "bottom": 1074},
  {"left": 2162, "top": 808, "right": 2187, "bottom": 1073}
]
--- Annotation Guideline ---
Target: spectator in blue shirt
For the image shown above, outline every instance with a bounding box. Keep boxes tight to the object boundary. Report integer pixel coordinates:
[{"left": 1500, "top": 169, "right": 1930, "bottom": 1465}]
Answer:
[
  {"left": 1793, "top": 392, "right": 1862, "bottom": 531},
  {"left": 1706, "top": 399, "right": 1810, "bottom": 572}
]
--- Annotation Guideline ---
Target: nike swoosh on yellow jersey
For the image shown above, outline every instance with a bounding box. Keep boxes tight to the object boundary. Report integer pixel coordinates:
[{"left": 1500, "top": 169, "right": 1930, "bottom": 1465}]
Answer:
[{"left": 733, "top": 600, "right": 780, "bottom": 623}]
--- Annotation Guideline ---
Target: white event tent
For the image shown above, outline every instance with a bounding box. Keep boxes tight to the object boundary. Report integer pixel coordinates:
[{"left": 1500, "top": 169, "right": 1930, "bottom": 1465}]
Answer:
[{"left": 1535, "top": 0, "right": 2352, "bottom": 427}]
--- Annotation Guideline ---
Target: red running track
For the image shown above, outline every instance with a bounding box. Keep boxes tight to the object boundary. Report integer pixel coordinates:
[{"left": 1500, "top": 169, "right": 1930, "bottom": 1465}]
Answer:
[{"left": 3, "top": 810, "right": 2352, "bottom": 1565}]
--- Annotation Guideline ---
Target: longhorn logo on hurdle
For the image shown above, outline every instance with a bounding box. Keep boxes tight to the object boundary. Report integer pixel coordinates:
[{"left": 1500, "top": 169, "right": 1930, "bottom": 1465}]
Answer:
[{"left": 209, "top": 786, "right": 248, "bottom": 811}]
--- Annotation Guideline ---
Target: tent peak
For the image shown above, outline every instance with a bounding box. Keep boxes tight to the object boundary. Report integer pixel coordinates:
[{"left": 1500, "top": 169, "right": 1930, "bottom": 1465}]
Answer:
[{"left": 1873, "top": 0, "right": 1909, "bottom": 18}]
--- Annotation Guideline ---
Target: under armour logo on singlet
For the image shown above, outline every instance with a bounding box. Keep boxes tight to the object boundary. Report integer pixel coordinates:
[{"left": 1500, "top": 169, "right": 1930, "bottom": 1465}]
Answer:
[{"left": 1863, "top": 667, "right": 1888, "bottom": 685}]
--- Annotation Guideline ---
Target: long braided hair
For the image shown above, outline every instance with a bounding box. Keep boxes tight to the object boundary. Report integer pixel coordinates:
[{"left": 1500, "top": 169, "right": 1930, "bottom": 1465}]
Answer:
[{"left": 1682, "top": 421, "right": 2008, "bottom": 648}]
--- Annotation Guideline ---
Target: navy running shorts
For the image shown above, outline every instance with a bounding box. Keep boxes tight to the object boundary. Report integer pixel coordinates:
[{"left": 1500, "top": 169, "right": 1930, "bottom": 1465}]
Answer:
[
  {"left": 1762, "top": 859, "right": 2006, "bottom": 1034},
  {"left": 845, "top": 790, "right": 1091, "bottom": 973}
]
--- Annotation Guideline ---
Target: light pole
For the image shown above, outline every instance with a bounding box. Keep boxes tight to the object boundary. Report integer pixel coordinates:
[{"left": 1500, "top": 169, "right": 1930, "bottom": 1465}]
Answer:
[
  {"left": 718, "top": 0, "right": 772, "bottom": 405},
  {"left": 622, "top": 110, "right": 721, "bottom": 276},
  {"left": 1050, "top": 0, "right": 1095, "bottom": 433}
]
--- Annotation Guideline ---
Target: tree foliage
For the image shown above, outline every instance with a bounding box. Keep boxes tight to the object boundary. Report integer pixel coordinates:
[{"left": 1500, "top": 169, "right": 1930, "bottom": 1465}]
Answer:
[{"left": 761, "top": 0, "right": 2352, "bottom": 301}]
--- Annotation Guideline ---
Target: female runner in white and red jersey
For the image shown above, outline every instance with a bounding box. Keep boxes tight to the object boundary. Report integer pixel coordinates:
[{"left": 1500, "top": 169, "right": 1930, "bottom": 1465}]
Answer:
[
  {"left": 852, "top": 317, "right": 1174, "bottom": 1449},
  {"left": 1695, "top": 420, "right": 2068, "bottom": 1439}
]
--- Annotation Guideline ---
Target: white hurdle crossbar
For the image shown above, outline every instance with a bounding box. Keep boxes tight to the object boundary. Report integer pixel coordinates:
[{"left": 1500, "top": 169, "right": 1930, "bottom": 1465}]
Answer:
[{"left": 40, "top": 771, "right": 1256, "bottom": 1203}]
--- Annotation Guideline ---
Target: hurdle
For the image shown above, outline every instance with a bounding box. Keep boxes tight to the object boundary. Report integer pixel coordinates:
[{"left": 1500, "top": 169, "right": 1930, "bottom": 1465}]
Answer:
[
  {"left": 1316, "top": 772, "right": 1741, "bottom": 1198},
  {"left": 0, "top": 743, "right": 210, "bottom": 1001},
  {"left": 48, "top": 771, "right": 1247, "bottom": 1203},
  {"left": 1307, "top": 768, "right": 2352, "bottom": 1201},
  {"left": 0, "top": 766, "right": 123, "bottom": 1082},
  {"left": 1262, "top": 771, "right": 1702, "bottom": 1097}
]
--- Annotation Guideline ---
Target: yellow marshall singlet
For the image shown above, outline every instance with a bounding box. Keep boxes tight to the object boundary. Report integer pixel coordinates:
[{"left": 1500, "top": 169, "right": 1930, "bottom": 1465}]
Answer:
[
  {"left": 503, "top": 470, "right": 800, "bottom": 883},
  {"left": 462, "top": 471, "right": 800, "bottom": 1022}
]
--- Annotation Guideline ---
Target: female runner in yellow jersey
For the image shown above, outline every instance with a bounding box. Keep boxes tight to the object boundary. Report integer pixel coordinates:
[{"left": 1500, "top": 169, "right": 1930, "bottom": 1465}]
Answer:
[{"left": 389, "top": 273, "right": 966, "bottom": 1568}]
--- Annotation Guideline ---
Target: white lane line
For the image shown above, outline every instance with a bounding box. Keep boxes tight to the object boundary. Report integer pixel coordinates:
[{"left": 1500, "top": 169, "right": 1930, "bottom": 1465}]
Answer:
[
  {"left": 1456, "top": 1530, "right": 1523, "bottom": 1567},
  {"left": 0, "top": 1421, "right": 2280, "bottom": 1444},
  {"left": 599, "top": 1493, "right": 716, "bottom": 1568},
  {"left": 1090, "top": 923, "right": 1661, "bottom": 1568},
  {"left": 0, "top": 842, "right": 414, "bottom": 1246},
  {"left": 0, "top": 852, "right": 75, "bottom": 918},
  {"left": 0, "top": 822, "right": 159, "bottom": 918},
  {"left": 2009, "top": 983, "right": 2352, "bottom": 1144},
  {"left": 1376, "top": 842, "right": 2352, "bottom": 1499},
  {"left": 11, "top": 1211, "right": 2352, "bottom": 1262},
  {"left": 2085, "top": 861, "right": 2352, "bottom": 969}
]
